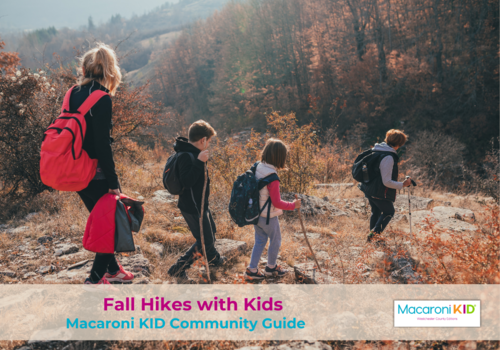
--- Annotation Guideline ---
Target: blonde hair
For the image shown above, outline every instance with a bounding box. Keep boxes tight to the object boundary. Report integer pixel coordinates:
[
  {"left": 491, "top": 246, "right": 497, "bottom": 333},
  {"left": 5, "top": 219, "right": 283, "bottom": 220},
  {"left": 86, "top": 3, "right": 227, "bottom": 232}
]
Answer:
[
  {"left": 78, "top": 43, "right": 122, "bottom": 96},
  {"left": 385, "top": 129, "right": 408, "bottom": 148},
  {"left": 261, "top": 138, "right": 288, "bottom": 169}
]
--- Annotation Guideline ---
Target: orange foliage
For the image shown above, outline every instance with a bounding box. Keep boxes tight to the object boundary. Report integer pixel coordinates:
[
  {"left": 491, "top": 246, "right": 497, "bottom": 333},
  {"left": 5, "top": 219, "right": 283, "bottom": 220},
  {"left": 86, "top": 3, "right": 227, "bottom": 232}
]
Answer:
[
  {"left": 0, "top": 38, "right": 20, "bottom": 75},
  {"left": 412, "top": 206, "right": 499, "bottom": 284}
]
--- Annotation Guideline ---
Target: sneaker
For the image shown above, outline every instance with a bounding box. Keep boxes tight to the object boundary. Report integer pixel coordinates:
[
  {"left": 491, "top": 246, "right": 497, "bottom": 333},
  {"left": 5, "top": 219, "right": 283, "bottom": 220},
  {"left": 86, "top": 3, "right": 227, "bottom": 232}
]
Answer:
[
  {"left": 367, "top": 231, "right": 375, "bottom": 242},
  {"left": 209, "top": 255, "right": 227, "bottom": 268},
  {"left": 244, "top": 268, "right": 265, "bottom": 281},
  {"left": 264, "top": 264, "right": 288, "bottom": 277},
  {"left": 104, "top": 264, "right": 134, "bottom": 283},
  {"left": 83, "top": 277, "right": 119, "bottom": 292}
]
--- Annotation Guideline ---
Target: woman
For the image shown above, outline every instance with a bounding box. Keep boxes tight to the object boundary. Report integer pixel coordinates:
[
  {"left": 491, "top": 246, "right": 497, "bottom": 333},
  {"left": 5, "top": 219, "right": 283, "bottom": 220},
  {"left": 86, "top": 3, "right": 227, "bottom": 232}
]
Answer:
[
  {"left": 360, "top": 129, "right": 412, "bottom": 243},
  {"left": 71, "top": 43, "right": 134, "bottom": 288}
]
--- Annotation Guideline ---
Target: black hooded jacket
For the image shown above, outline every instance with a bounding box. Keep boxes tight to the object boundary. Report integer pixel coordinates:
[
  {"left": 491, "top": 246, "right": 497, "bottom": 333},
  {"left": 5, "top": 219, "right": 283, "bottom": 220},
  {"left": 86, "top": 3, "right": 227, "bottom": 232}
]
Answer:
[{"left": 174, "top": 137, "right": 210, "bottom": 215}]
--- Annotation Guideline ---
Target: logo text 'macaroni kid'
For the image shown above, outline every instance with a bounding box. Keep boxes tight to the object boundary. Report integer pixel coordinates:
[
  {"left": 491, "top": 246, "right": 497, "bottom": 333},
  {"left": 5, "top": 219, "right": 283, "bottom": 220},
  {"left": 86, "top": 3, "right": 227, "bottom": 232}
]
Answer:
[{"left": 397, "top": 304, "right": 477, "bottom": 315}]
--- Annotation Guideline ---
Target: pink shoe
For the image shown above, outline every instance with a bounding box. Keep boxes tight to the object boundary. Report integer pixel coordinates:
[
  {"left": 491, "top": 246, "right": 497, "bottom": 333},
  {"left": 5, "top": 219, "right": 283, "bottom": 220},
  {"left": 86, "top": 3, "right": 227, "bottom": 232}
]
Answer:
[
  {"left": 104, "top": 264, "right": 134, "bottom": 283},
  {"left": 83, "top": 276, "right": 119, "bottom": 292}
]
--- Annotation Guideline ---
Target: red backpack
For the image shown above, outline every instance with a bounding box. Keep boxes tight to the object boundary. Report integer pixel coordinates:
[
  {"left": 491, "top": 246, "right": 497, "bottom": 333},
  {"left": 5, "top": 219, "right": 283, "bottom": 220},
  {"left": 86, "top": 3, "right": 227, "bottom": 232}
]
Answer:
[{"left": 40, "top": 85, "right": 109, "bottom": 191}]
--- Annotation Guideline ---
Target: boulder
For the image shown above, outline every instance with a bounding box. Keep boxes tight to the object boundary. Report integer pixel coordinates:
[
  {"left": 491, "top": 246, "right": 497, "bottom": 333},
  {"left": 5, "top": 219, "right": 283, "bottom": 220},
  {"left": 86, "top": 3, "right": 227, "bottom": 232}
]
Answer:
[
  {"left": 150, "top": 190, "right": 177, "bottom": 204},
  {"left": 388, "top": 252, "right": 421, "bottom": 284},
  {"left": 0, "top": 270, "right": 16, "bottom": 277},
  {"left": 150, "top": 242, "right": 165, "bottom": 258},
  {"left": 214, "top": 239, "right": 247, "bottom": 259},
  {"left": 4, "top": 226, "right": 29, "bottom": 235},
  {"left": 23, "top": 272, "right": 37, "bottom": 279},
  {"left": 37, "top": 265, "right": 55, "bottom": 274},
  {"left": 410, "top": 206, "right": 477, "bottom": 232},
  {"left": 281, "top": 193, "right": 346, "bottom": 217},
  {"left": 54, "top": 243, "right": 79, "bottom": 256},
  {"left": 37, "top": 236, "right": 53, "bottom": 244},
  {"left": 120, "top": 253, "right": 152, "bottom": 276},
  {"left": 394, "top": 195, "right": 434, "bottom": 212}
]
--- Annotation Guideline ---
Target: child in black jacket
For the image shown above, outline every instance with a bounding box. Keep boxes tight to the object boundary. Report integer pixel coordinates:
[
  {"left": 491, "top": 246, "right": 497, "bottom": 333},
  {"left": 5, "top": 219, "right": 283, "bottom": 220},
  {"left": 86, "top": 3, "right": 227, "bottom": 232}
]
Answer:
[{"left": 168, "top": 120, "right": 226, "bottom": 282}]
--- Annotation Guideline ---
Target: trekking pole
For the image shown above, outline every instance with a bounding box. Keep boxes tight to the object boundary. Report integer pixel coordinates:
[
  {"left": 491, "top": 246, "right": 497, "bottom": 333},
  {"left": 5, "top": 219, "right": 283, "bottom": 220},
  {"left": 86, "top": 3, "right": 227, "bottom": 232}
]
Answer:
[
  {"left": 406, "top": 176, "right": 417, "bottom": 241},
  {"left": 199, "top": 163, "right": 211, "bottom": 284},
  {"left": 295, "top": 194, "right": 322, "bottom": 273}
]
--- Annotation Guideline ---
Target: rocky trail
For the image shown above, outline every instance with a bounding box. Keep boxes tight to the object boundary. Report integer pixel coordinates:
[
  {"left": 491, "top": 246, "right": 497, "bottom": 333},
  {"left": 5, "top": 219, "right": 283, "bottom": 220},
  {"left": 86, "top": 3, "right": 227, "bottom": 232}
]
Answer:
[{"left": 0, "top": 186, "right": 490, "bottom": 287}]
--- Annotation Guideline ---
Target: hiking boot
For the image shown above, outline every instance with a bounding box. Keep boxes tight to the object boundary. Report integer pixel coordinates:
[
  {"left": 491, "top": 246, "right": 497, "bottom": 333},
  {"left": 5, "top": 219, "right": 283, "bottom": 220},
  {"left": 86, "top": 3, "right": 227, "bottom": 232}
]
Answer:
[
  {"left": 244, "top": 268, "right": 265, "bottom": 281},
  {"left": 367, "top": 231, "right": 375, "bottom": 242},
  {"left": 83, "top": 276, "right": 119, "bottom": 292},
  {"left": 104, "top": 264, "right": 134, "bottom": 283},
  {"left": 264, "top": 264, "right": 288, "bottom": 277},
  {"left": 209, "top": 255, "right": 227, "bottom": 268}
]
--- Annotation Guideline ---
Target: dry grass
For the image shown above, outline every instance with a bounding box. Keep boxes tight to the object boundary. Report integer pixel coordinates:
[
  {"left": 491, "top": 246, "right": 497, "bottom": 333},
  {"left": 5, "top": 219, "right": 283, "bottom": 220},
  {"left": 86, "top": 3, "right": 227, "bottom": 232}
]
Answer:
[{"left": 1, "top": 142, "right": 497, "bottom": 286}]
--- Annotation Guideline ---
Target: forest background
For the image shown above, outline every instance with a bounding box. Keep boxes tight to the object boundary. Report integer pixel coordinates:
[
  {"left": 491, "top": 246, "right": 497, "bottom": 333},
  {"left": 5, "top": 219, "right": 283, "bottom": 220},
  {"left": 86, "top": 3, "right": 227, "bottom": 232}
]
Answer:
[{"left": 0, "top": 0, "right": 498, "bottom": 211}]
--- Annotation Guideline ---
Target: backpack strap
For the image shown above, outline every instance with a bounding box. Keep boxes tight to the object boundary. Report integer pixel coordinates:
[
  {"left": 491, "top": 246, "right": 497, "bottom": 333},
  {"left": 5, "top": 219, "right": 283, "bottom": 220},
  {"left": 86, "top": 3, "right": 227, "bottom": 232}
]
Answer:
[
  {"left": 177, "top": 152, "right": 195, "bottom": 164},
  {"left": 77, "top": 90, "right": 109, "bottom": 116},
  {"left": 257, "top": 173, "right": 279, "bottom": 190},
  {"left": 257, "top": 173, "right": 280, "bottom": 225},
  {"left": 176, "top": 152, "right": 196, "bottom": 195},
  {"left": 250, "top": 161, "right": 260, "bottom": 174},
  {"left": 259, "top": 197, "right": 272, "bottom": 225},
  {"left": 61, "top": 85, "right": 77, "bottom": 113}
]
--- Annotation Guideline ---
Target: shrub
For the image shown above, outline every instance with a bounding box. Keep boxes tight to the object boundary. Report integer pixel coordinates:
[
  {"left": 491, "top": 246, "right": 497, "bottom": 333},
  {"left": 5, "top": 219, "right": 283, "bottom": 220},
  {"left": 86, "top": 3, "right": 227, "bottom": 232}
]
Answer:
[
  {"left": 0, "top": 69, "right": 56, "bottom": 200},
  {"left": 406, "top": 130, "right": 466, "bottom": 189}
]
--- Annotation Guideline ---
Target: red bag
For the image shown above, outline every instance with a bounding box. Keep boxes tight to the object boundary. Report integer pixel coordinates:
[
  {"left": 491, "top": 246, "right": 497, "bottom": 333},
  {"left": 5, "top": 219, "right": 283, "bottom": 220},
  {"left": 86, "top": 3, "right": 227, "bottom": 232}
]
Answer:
[{"left": 40, "top": 85, "right": 109, "bottom": 191}]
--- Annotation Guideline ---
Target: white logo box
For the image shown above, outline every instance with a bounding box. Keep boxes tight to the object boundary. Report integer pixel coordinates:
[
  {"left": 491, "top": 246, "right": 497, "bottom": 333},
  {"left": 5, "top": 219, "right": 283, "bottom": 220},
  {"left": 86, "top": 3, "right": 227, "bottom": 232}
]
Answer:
[{"left": 394, "top": 300, "right": 481, "bottom": 328}]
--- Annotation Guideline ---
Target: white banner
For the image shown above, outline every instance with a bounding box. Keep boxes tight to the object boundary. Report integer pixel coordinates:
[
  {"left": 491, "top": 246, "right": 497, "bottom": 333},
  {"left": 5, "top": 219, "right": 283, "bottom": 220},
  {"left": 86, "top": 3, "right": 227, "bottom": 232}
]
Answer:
[{"left": 0, "top": 285, "right": 498, "bottom": 341}]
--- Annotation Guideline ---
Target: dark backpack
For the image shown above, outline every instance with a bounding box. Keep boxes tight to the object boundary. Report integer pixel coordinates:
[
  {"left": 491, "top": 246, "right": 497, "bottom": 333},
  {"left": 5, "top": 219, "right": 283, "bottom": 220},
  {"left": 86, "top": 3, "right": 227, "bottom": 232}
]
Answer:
[
  {"left": 352, "top": 149, "right": 382, "bottom": 183},
  {"left": 162, "top": 152, "right": 195, "bottom": 195},
  {"left": 228, "top": 162, "right": 279, "bottom": 227}
]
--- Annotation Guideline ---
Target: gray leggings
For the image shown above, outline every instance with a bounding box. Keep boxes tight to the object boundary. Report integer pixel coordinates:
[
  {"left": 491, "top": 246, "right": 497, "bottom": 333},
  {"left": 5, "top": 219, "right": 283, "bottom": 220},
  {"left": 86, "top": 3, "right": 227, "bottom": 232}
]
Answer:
[{"left": 248, "top": 216, "right": 281, "bottom": 269}]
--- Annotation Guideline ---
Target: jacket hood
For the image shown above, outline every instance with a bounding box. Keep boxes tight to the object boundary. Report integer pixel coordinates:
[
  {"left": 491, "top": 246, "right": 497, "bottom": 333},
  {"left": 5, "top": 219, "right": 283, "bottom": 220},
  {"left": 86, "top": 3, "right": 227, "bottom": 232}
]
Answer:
[
  {"left": 173, "top": 137, "right": 201, "bottom": 155},
  {"left": 372, "top": 142, "right": 397, "bottom": 154},
  {"left": 255, "top": 161, "right": 277, "bottom": 179}
]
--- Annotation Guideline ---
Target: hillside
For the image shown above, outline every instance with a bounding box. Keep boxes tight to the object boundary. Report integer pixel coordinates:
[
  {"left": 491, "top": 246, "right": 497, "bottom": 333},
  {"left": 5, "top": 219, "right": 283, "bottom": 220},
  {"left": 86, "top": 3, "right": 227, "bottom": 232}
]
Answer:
[{"left": 3, "top": 0, "right": 239, "bottom": 74}]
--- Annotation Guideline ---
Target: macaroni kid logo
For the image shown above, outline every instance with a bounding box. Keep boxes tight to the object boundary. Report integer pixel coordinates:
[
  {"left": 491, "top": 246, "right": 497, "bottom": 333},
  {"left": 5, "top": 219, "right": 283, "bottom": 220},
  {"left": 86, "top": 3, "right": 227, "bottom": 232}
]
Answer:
[{"left": 394, "top": 300, "right": 481, "bottom": 328}]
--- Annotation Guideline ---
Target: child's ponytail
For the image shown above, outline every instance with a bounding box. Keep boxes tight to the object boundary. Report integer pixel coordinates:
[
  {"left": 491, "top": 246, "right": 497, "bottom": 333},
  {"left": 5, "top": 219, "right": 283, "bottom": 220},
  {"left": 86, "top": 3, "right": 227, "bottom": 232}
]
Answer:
[{"left": 78, "top": 43, "right": 122, "bottom": 96}]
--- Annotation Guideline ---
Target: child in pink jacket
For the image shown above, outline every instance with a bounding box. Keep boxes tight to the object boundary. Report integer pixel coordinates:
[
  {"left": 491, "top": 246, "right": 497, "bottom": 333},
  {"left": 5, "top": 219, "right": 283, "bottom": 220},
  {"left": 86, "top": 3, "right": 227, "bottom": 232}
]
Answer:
[{"left": 244, "top": 138, "right": 301, "bottom": 281}]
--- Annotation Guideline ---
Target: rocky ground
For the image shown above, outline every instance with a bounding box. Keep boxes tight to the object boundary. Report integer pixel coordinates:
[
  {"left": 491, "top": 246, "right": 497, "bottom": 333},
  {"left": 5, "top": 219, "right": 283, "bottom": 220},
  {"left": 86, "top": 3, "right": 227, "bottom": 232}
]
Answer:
[
  {"left": 0, "top": 180, "right": 496, "bottom": 350},
  {"left": 0, "top": 184, "right": 492, "bottom": 286}
]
